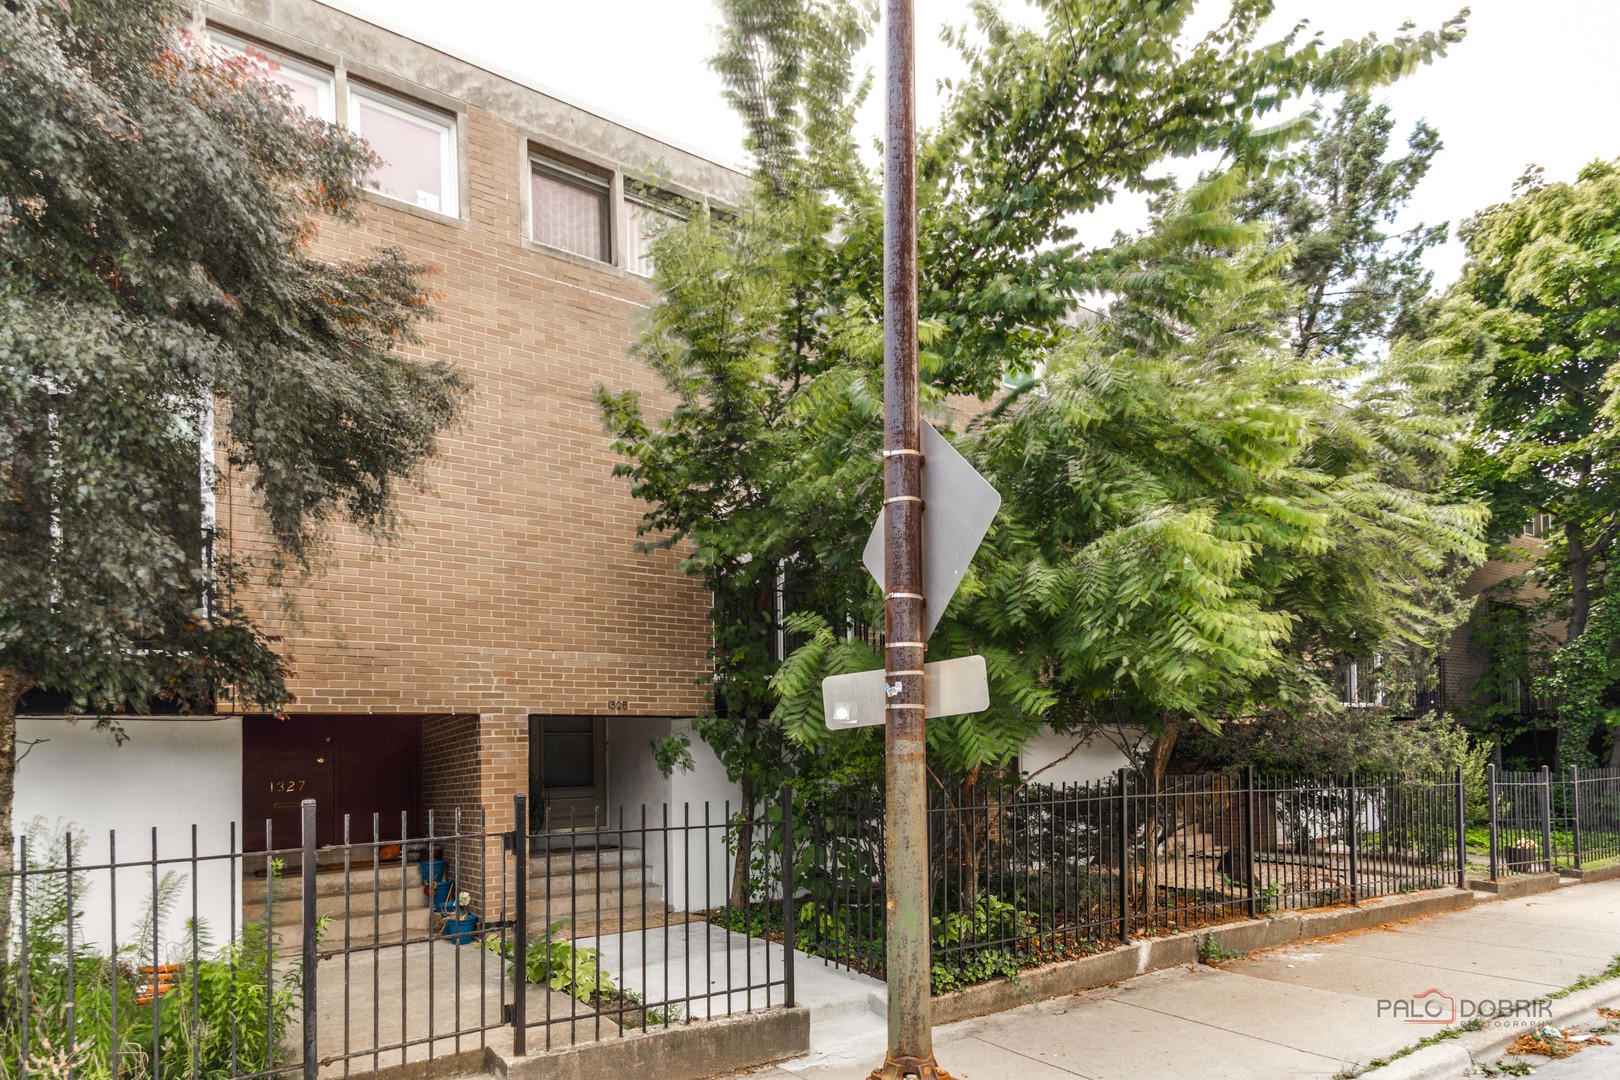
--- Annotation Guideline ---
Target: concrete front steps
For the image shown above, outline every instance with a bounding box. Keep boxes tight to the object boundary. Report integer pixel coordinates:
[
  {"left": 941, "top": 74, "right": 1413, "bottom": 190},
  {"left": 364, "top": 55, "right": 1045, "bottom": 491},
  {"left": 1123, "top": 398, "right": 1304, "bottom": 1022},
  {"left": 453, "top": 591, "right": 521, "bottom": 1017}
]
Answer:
[
  {"left": 243, "top": 860, "right": 434, "bottom": 944},
  {"left": 242, "top": 843, "right": 696, "bottom": 947},
  {"left": 529, "top": 843, "right": 693, "bottom": 939}
]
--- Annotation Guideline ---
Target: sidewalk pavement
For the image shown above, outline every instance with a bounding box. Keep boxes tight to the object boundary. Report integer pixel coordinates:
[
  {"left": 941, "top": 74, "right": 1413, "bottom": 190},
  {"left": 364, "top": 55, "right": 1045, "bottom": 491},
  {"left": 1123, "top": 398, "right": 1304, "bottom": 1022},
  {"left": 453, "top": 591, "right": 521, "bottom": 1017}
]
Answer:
[{"left": 717, "top": 879, "right": 1620, "bottom": 1080}]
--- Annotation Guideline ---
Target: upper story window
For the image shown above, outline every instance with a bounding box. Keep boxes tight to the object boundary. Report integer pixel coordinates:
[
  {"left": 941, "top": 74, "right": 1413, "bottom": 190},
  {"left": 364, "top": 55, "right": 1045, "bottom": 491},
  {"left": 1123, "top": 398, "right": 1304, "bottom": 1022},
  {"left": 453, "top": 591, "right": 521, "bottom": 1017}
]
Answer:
[
  {"left": 206, "top": 29, "right": 335, "bottom": 123},
  {"left": 531, "top": 157, "right": 610, "bottom": 262},
  {"left": 622, "top": 188, "right": 683, "bottom": 278},
  {"left": 347, "top": 85, "right": 457, "bottom": 215}
]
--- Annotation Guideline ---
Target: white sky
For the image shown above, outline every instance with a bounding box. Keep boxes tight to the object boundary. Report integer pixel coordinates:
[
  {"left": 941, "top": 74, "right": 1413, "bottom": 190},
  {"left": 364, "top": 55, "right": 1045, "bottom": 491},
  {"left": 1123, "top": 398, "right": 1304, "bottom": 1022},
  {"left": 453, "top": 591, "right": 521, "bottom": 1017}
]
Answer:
[{"left": 331, "top": 0, "right": 1619, "bottom": 287}]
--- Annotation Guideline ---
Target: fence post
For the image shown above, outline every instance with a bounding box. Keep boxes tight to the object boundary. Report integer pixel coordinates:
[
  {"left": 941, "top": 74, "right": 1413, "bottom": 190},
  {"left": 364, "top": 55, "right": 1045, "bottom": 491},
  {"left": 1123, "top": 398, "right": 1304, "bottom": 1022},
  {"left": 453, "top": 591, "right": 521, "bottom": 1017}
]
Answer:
[
  {"left": 1570, "top": 765, "right": 1583, "bottom": 870},
  {"left": 1540, "top": 765, "right": 1554, "bottom": 874},
  {"left": 300, "top": 799, "right": 318, "bottom": 1080},
  {"left": 1116, "top": 767, "right": 1130, "bottom": 943},
  {"left": 1243, "top": 766, "right": 1258, "bottom": 919},
  {"left": 1454, "top": 765, "right": 1467, "bottom": 890},
  {"left": 1488, "top": 764, "right": 1499, "bottom": 881},
  {"left": 780, "top": 784, "right": 796, "bottom": 1008},
  {"left": 1346, "top": 772, "right": 1359, "bottom": 906},
  {"left": 512, "top": 794, "right": 528, "bottom": 1057}
]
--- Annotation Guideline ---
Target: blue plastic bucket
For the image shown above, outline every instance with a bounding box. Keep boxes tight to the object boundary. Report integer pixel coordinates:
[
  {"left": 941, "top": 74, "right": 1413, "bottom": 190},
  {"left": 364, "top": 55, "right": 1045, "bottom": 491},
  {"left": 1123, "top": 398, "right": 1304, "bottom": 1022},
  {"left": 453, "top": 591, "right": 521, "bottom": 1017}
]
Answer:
[
  {"left": 431, "top": 880, "right": 455, "bottom": 912},
  {"left": 441, "top": 912, "right": 479, "bottom": 946}
]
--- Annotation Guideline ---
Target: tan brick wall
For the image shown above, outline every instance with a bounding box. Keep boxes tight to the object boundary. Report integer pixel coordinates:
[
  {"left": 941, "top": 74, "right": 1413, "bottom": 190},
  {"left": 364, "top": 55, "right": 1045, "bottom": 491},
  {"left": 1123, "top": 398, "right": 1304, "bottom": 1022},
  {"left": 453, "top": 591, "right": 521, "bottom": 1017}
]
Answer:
[{"left": 208, "top": 1, "right": 723, "bottom": 856}]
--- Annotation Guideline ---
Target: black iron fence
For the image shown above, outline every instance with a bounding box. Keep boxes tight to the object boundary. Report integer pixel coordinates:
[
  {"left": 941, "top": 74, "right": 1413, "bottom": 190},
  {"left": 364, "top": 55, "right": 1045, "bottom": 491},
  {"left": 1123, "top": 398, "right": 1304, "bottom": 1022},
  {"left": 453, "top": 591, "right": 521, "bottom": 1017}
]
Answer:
[
  {"left": 1489, "top": 765, "right": 1620, "bottom": 877},
  {"left": 799, "top": 768, "right": 1476, "bottom": 983},
  {"left": 0, "top": 793, "right": 794, "bottom": 1079}
]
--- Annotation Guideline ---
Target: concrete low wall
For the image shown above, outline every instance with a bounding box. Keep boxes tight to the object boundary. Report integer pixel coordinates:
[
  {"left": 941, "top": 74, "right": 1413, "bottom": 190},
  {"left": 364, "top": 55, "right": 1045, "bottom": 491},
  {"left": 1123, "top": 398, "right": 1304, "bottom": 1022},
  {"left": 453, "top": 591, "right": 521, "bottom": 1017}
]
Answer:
[
  {"left": 929, "top": 888, "right": 1479, "bottom": 1027},
  {"left": 1465, "top": 872, "right": 1562, "bottom": 897},
  {"left": 493, "top": 1005, "right": 809, "bottom": 1080}
]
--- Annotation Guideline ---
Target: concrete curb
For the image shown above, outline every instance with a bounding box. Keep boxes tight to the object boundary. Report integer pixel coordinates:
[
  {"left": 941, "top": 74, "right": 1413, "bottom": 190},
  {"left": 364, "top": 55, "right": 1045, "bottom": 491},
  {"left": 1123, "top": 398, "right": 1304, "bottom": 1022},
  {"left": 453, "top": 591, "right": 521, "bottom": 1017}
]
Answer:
[
  {"left": 929, "top": 887, "right": 1477, "bottom": 1026},
  {"left": 1355, "top": 1044, "right": 1471, "bottom": 1080},
  {"left": 1563, "top": 864, "right": 1620, "bottom": 884},
  {"left": 1356, "top": 977, "right": 1620, "bottom": 1080}
]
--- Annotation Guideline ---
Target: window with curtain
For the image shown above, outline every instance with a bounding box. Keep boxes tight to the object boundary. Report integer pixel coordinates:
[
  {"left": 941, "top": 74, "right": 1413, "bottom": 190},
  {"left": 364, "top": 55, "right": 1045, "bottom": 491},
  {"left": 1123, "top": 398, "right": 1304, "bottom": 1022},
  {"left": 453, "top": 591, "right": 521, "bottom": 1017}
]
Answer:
[
  {"left": 531, "top": 160, "right": 610, "bottom": 261},
  {"left": 622, "top": 194, "right": 680, "bottom": 277}
]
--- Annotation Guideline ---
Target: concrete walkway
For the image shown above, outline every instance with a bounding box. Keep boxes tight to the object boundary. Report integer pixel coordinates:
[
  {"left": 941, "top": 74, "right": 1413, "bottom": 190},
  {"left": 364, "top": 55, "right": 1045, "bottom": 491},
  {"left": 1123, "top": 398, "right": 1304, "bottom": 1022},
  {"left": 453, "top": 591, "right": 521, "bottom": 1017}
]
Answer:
[{"left": 717, "top": 880, "right": 1620, "bottom": 1079}]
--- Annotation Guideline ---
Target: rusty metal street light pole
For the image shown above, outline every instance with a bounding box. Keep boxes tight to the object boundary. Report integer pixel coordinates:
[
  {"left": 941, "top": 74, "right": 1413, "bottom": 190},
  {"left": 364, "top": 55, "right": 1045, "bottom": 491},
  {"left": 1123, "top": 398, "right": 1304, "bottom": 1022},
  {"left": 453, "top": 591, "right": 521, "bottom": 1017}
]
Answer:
[{"left": 871, "top": 1, "right": 950, "bottom": 1077}]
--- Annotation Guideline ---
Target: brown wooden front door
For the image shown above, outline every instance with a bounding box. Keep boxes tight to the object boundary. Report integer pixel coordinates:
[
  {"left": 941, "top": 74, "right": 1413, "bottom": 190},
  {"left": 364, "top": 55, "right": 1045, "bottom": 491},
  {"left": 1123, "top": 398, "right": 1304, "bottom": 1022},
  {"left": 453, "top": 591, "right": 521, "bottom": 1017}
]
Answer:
[{"left": 244, "top": 714, "right": 421, "bottom": 850}]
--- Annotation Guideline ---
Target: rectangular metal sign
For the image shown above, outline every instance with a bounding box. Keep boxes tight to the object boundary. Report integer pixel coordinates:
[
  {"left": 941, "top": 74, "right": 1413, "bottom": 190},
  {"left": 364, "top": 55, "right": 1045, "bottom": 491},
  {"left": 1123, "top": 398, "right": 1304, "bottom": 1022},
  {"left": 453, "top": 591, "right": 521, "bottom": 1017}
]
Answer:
[{"left": 822, "top": 654, "right": 991, "bottom": 730}]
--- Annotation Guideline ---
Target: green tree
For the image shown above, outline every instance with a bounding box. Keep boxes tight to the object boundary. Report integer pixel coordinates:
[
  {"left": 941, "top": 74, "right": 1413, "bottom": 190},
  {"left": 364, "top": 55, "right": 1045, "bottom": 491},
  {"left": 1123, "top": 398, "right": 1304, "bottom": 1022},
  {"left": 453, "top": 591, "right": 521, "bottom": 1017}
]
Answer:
[
  {"left": 1236, "top": 91, "right": 1445, "bottom": 359},
  {"left": 0, "top": 0, "right": 467, "bottom": 957},
  {"left": 1449, "top": 160, "right": 1620, "bottom": 764},
  {"left": 602, "top": 0, "right": 1469, "bottom": 836}
]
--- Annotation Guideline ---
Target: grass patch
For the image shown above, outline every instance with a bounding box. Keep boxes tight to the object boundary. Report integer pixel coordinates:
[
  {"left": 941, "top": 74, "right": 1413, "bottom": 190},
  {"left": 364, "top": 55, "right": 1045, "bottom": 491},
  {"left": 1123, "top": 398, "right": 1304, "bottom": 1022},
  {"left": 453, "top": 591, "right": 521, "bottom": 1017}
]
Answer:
[{"left": 1196, "top": 934, "right": 1247, "bottom": 966}]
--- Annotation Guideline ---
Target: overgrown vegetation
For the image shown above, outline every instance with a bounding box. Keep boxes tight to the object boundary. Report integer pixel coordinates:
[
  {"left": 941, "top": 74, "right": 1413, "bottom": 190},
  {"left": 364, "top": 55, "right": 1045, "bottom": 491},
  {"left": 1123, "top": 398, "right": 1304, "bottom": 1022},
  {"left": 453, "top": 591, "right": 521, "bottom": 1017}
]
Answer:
[
  {"left": 1, "top": 825, "right": 310, "bottom": 1078},
  {"left": 605, "top": 1, "right": 1481, "bottom": 918},
  {"left": 1449, "top": 159, "right": 1620, "bottom": 768}
]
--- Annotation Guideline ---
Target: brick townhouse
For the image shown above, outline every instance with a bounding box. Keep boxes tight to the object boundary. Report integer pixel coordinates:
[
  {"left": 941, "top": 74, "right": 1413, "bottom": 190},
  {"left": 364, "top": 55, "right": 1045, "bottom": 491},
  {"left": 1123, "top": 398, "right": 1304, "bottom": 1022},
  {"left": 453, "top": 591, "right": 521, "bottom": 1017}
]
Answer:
[{"left": 190, "top": 0, "right": 763, "bottom": 855}]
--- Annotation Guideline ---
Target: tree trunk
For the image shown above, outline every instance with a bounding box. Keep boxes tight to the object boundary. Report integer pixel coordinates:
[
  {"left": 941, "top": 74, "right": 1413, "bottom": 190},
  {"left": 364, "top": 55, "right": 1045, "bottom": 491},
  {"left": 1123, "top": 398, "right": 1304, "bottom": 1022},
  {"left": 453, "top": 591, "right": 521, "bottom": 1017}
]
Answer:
[
  {"left": 729, "top": 771, "right": 757, "bottom": 912},
  {"left": 1137, "top": 717, "right": 1181, "bottom": 919},
  {"left": 957, "top": 766, "right": 984, "bottom": 910},
  {"left": 1566, "top": 521, "right": 1591, "bottom": 643},
  {"left": 1610, "top": 727, "right": 1620, "bottom": 769},
  {"left": 0, "top": 667, "right": 31, "bottom": 970}
]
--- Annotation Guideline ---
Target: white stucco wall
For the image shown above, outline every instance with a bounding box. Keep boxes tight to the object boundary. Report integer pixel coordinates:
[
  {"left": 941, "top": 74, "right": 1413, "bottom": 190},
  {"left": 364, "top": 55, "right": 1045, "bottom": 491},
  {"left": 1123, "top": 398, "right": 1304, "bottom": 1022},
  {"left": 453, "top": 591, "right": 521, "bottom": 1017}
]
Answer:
[
  {"left": 1021, "top": 726, "right": 1137, "bottom": 786},
  {"left": 604, "top": 716, "right": 741, "bottom": 912},
  {"left": 13, "top": 716, "right": 243, "bottom": 955},
  {"left": 604, "top": 715, "right": 673, "bottom": 818}
]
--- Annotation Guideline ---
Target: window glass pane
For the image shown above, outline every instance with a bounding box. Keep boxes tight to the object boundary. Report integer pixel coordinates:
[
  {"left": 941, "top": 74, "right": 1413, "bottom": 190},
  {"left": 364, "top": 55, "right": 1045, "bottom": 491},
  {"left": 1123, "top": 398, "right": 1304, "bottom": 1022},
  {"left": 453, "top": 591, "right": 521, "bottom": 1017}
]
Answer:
[
  {"left": 623, "top": 197, "right": 677, "bottom": 277},
  {"left": 531, "top": 167, "right": 608, "bottom": 261},
  {"left": 541, "top": 733, "right": 595, "bottom": 789},
  {"left": 543, "top": 716, "right": 594, "bottom": 735},
  {"left": 207, "top": 30, "right": 334, "bottom": 122},
  {"left": 351, "top": 91, "right": 454, "bottom": 213}
]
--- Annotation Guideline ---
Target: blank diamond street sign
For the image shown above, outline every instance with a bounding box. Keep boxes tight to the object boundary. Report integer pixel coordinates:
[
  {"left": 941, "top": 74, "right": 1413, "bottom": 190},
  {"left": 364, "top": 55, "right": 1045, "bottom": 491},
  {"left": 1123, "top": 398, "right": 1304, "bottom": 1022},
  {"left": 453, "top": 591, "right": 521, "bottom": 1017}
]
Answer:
[
  {"left": 861, "top": 421, "right": 1001, "bottom": 642},
  {"left": 825, "top": 423, "right": 1000, "bottom": 730}
]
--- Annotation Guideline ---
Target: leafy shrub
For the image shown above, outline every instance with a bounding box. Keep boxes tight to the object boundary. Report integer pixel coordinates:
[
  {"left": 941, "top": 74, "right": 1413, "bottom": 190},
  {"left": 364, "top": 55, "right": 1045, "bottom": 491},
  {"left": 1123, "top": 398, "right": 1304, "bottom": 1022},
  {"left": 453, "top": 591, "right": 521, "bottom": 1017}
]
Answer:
[
  {"left": 931, "top": 895, "right": 1038, "bottom": 948},
  {"left": 1, "top": 824, "right": 309, "bottom": 1079},
  {"left": 929, "top": 948, "right": 1022, "bottom": 995},
  {"left": 485, "top": 920, "right": 616, "bottom": 1003}
]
